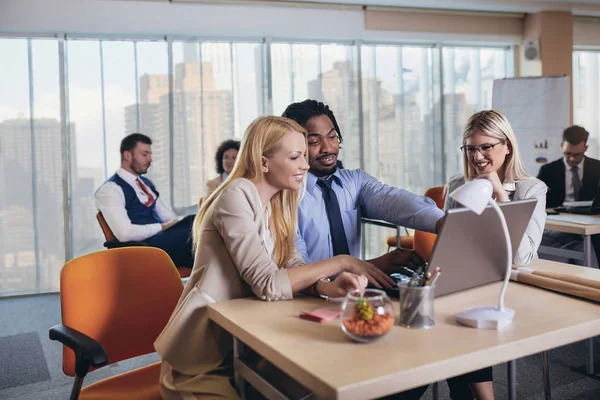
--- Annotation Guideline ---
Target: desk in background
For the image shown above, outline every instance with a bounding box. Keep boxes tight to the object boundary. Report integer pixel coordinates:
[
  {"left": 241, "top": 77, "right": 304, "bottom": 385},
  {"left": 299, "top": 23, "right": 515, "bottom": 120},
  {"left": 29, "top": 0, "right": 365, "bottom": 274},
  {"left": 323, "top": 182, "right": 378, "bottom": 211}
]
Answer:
[
  {"left": 540, "top": 212, "right": 600, "bottom": 268},
  {"left": 209, "top": 259, "right": 600, "bottom": 400}
]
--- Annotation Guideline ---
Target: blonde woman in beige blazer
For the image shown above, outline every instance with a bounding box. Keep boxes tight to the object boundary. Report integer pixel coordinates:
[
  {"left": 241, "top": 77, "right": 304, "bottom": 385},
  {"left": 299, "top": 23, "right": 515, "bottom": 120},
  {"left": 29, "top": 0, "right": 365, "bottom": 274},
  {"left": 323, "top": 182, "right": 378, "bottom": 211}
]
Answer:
[
  {"left": 442, "top": 110, "right": 547, "bottom": 400},
  {"left": 155, "top": 116, "right": 392, "bottom": 399}
]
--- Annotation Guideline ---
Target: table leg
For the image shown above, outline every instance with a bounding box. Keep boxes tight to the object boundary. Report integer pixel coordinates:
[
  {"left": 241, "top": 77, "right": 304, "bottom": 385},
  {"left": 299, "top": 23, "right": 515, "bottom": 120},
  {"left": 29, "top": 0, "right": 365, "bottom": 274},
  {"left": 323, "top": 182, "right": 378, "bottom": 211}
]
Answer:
[
  {"left": 584, "top": 235, "right": 594, "bottom": 268},
  {"left": 233, "top": 337, "right": 246, "bottom": 400},
  {"left": 396, "top": 226, "right": 401, "bottom": 248},
  {"left": 584, "top": 235, "right": 596, "bottom": 375},
  {"left": 508, "top": 359, "right": 517, "bottom": 400},
  {"left": 541, "top": 351, "right": 551, "bottom": 400},
  {"left": 588, "top": 338, "right": 595, "bottom": 375}
]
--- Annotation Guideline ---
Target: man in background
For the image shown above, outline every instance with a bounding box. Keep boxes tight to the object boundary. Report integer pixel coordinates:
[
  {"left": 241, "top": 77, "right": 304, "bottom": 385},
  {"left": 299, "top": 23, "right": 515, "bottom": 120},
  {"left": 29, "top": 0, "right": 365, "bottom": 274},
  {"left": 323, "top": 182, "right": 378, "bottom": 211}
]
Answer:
[
  {"left": 537, "top": 125, "right": 600, "bottom": 208},
  {"left": 537, "top": 125, "right": 600, "bottom": 266},
  {"left": 95, "top": 133, "right": 194, "bottom": 267}
]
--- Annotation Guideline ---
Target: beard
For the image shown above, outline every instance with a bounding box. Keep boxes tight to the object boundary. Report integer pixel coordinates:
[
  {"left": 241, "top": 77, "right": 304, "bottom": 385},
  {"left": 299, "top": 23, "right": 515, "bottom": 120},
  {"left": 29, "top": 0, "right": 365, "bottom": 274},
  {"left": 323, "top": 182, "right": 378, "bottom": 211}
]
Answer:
[
  {"left": 130, "top": 160, "right": 149, "bottom": 175},
  {"left": 310, "top": 163, "right": 337, "bottom": 178}
]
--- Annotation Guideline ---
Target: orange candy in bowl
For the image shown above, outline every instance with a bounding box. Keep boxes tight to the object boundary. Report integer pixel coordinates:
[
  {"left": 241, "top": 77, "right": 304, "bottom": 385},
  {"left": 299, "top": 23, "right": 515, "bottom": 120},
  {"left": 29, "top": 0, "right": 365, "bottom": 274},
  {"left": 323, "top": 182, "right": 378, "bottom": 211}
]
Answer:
[{"left": 340, "top": 289, "right": 395, "bottom": 343}]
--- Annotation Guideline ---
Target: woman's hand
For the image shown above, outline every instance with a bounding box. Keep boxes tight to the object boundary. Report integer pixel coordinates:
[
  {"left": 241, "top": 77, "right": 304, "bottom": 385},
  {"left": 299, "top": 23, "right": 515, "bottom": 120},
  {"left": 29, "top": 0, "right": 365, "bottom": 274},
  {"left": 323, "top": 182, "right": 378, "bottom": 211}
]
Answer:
[
  {"left": 317, "top": 272, "right": 368, "bottom": 298},
  {"left": 339, "top": 255, "right": 395, "bottom": 288},
  {"left": 477, "top": 170, "right": 509, "bottom": 202}
]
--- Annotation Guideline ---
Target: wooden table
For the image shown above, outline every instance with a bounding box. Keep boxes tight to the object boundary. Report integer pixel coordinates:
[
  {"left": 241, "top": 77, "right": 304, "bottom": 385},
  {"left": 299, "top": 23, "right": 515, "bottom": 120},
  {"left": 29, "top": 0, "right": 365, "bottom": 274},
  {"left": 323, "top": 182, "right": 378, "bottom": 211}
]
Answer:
[
  {"left": 541, "top": 213, "right": 600, "bottom": 268},
  {"left": 208, "top": 259, "right": 600, "bottom": 400}
]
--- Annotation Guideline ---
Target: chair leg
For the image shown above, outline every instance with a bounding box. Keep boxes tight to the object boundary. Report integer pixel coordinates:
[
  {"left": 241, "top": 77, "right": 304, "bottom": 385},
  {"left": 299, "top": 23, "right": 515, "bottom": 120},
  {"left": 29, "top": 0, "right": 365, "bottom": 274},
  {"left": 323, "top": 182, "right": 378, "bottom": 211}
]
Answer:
[
  {"left": 432, "top": 381, "right": 439, "bottom": 400},
  {"left": 69, "top": 375, "right": 84, "bottom": 400},
  {"left": 541, "top": 351, "right": 551, "bottom": 400}
]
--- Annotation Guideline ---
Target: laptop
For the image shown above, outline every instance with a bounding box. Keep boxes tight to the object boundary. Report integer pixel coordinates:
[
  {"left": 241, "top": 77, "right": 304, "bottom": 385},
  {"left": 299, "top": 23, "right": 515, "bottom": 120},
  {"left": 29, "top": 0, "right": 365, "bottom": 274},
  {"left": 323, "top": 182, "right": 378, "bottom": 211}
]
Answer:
[
  {"left": 430, "top": 198, "right": 537, "bottom": 297},
  {"left": 378, "top": 199, "right": 537, "bottom": 297},
  {"left": 554, "top": 184, "right": 600, "bottom": 214}
]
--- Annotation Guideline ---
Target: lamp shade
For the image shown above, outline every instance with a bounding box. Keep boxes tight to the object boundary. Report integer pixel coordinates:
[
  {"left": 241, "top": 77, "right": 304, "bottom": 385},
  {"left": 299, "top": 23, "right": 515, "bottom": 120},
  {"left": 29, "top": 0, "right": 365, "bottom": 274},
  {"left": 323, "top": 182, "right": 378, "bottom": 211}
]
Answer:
[{"left": 449, "top": 179, "right": 493, "bottom": 215}]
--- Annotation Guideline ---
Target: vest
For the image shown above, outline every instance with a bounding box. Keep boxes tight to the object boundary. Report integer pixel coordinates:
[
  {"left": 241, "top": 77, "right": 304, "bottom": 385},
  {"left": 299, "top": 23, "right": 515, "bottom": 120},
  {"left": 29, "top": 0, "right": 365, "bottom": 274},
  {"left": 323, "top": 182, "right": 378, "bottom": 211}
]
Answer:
[{"left": 107, "top": 174, "right": 161, "bottom": 225}]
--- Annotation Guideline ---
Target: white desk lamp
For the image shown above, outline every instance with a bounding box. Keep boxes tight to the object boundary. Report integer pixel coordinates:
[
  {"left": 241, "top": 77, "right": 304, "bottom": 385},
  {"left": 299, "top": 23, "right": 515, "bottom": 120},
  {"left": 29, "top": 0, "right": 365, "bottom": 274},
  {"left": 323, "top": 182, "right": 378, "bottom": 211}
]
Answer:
[{"left": 449, "top": 179, "right": 515, "bottom": 330}]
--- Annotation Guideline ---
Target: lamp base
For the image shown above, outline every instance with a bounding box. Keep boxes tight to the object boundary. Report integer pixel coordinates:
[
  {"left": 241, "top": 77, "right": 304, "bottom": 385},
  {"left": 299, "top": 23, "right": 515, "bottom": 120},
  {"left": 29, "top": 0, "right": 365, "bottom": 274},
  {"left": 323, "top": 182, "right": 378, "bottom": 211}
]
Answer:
[{"left": 456, "top": 306, "right": 515, "bottom": 330}]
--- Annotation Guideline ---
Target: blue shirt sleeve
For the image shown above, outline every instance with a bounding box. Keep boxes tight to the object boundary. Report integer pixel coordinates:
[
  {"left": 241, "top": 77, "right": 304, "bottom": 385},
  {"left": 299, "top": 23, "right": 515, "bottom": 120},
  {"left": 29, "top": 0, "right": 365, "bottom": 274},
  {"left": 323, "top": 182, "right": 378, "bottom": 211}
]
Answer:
[{"left": 356, "top": 170, "right": 444, "bottom": 233}]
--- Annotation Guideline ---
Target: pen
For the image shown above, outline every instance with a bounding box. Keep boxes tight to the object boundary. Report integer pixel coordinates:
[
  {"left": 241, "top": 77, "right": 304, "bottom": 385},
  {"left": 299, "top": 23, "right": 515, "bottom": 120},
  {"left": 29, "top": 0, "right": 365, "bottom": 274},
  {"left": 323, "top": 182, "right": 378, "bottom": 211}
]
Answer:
[
  {"left": 430, "top": 271, "right": 442, "bottom": 286},
  {"left": 425, "top": 266, "right": 440, "bottom": 286}
]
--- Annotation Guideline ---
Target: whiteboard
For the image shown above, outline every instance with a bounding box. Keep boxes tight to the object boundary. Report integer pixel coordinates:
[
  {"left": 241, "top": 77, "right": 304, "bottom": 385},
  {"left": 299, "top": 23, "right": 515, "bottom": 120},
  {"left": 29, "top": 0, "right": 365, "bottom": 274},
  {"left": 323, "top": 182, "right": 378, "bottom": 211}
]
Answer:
[{"left": 492, "top": 76, "right": 569, "bottom": 177}]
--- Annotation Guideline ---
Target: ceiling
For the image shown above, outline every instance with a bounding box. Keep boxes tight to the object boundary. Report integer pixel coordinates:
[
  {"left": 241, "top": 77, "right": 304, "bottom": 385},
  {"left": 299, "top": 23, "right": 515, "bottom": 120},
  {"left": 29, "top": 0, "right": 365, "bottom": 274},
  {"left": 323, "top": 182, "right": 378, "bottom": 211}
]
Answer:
[{"left": 276, "top": 0, "right": 600, "bottom": 15}]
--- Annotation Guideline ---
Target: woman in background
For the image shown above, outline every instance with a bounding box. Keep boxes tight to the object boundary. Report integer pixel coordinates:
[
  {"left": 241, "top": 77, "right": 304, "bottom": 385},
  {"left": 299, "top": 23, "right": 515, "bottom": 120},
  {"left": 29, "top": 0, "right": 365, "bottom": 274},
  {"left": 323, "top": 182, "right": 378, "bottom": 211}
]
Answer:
[
  {"left": 206, "top": 139, "right": 240, "bottom": 196},
  {"left": 155, "top": 116, "right": 388, "bottom": 399},
  {"left": 444, "top": 109, "right": 547, "bottom": 400}
]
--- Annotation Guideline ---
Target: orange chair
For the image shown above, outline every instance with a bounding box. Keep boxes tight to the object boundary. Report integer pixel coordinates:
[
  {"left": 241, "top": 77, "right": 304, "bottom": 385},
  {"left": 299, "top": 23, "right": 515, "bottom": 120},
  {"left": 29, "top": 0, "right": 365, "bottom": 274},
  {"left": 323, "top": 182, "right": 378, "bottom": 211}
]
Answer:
[
  {"left": 96, "top": 212, "right": 192, "bottom": 278},
  {"left": 49, "top": 247, "right": 184, "bottom": 400},
  {"left": 386, "top": 186, "right": 447, "bottom": 252},
  {"left": 412, "top": 186, "right": 447, "bottom": 261}
]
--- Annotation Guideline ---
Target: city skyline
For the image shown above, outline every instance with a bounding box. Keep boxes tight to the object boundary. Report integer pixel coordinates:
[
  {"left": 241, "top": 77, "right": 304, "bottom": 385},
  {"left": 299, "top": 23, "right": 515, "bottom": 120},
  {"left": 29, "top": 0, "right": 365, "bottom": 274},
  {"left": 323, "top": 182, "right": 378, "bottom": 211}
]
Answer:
[{"left": 0, "top": 38, "right": 518, "bottom": 294}]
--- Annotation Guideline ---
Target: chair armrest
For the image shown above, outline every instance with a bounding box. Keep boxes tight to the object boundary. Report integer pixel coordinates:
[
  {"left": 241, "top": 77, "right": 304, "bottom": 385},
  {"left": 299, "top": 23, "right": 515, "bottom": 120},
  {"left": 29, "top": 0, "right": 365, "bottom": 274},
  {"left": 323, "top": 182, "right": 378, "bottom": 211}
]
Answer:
[
  {"left": 49, "top": 324, "right": 108, "bottom": 377},
  {"left": 103, "top": 240, "right": 149, "bottom": 249}
]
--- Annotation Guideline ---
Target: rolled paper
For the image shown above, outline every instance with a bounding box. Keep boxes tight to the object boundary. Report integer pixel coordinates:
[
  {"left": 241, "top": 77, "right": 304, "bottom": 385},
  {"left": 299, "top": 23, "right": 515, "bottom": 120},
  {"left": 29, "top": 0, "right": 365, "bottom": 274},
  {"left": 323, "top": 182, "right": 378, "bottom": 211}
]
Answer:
[
  {"left": 512, "top": 266, "right": 600, "bottom": 290},
  {"left": 511, "top": 269, "right": 600, "bottom": 302}
]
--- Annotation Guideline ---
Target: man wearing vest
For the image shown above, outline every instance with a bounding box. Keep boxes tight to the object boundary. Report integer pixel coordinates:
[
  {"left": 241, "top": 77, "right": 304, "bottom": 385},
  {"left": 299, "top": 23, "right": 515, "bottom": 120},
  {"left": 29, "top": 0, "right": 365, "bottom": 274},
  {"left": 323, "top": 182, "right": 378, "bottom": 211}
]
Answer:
[{"left": 95, "top": 133, "right": 194, "bottom": 268}]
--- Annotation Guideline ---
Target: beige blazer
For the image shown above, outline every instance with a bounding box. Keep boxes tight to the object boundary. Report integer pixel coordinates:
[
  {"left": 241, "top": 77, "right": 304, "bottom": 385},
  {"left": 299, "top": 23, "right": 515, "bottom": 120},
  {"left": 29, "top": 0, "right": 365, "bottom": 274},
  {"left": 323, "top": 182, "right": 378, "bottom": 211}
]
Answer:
[
  {"left": 444, "top": 175, "right": 547, "bottom": 267},
  {"left": 206, "top": 175, "right": 224, "bottom": 197},
  {"left": 154, "top": 178, "right": 304, "bottom": 397}
]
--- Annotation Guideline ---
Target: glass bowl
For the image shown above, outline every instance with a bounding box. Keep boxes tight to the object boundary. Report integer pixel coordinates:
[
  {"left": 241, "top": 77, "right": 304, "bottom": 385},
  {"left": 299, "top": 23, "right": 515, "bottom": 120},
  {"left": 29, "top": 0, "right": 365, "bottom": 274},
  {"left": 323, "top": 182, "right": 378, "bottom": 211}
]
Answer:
[{"left": 340, "top": 289, "right": 395, "bottom": 343}]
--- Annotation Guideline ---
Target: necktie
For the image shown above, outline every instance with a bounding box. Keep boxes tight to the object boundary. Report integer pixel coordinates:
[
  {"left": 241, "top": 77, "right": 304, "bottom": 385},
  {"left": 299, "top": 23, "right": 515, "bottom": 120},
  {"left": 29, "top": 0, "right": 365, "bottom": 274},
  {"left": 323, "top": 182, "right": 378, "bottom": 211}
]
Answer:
[
  {"left": 571, "top": 166, "right": 582, "bottom": 201},
  {"left": 136, "top": 178, "right": 155, "bottom": 207},
  {"left": 317, "top": 178, "right": 350, "bottom": 256}
]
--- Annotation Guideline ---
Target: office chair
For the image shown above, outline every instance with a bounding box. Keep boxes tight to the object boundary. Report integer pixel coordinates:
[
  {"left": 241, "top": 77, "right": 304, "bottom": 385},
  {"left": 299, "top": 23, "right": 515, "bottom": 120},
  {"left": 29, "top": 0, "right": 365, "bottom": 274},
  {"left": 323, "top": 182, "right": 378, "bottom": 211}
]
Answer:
[
  {"left": 96, "top": 212, "right": 192, "bottom": 278},
  {"left": 387, "top": 186, "right": 446, "bottom": 253},
  {"left": 49, "top": 247, "right": 184, "bottom": 400}
]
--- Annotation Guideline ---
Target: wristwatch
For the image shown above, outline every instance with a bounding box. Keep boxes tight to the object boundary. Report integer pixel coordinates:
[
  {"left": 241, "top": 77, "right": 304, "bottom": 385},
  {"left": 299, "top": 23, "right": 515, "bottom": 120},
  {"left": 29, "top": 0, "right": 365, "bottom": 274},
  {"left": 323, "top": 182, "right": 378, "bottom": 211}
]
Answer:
[{"left": 314, "top": 277, "right": 331, "bottom": 300}]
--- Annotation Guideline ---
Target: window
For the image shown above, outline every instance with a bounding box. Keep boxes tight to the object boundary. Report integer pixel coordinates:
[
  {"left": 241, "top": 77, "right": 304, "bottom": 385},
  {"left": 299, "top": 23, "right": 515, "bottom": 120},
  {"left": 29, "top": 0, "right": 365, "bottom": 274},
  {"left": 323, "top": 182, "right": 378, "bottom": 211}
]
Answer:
[
  {"left": 573, "top": 51, "right": 600, "bottom": 158},
  {"left": 442, "top": 47, "right": 509, "bottom": 179},
  {"left": 0, "top": 38, "right": 64, "bottom": 293},
  {"left": 360, "top": 45, "right": 438, "bottom": 259},
  {"left": 0, "top": 35, "right": 513, "bottom": 295}
]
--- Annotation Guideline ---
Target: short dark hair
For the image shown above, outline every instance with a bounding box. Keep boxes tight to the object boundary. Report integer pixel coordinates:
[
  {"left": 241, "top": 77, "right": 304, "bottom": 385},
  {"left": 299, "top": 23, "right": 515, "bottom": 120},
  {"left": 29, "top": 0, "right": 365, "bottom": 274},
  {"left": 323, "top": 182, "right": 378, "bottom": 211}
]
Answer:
[
  {"left": 215, "top": 139, "right": 241, "bottom": 174},
  {"left": 281, "top": 99, "right": 343, "bottom": 144},
  {"left": 120, "top": 133, "right": 152, "bottom": 157},
  {"left": 563, "top": 125, "right": 589, "bottom": 145}
]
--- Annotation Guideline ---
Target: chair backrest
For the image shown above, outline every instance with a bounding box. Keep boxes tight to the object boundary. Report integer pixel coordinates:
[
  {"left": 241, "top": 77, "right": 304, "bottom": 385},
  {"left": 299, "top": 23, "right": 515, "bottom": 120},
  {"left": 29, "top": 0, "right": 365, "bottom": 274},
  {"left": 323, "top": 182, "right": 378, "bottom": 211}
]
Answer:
[
  {"left": 60, "top": 247, "right": 184, "bottom": 376},
  {"left": 424, "top": 186, "right": 446, "bottom": 209},
  {"left": 96, "top": 212, "right": 116, "bottom": 242},
  {"left": 413, "top": 186, "right": 447, "bottom": 261}
]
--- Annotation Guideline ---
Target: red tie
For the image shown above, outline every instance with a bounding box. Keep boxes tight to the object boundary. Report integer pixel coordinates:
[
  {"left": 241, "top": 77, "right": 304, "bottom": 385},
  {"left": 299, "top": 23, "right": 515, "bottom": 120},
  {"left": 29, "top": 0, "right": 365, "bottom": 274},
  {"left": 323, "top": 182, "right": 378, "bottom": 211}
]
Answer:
[{"left": 136, "top": 178, "right": 155, "bottom": 207}]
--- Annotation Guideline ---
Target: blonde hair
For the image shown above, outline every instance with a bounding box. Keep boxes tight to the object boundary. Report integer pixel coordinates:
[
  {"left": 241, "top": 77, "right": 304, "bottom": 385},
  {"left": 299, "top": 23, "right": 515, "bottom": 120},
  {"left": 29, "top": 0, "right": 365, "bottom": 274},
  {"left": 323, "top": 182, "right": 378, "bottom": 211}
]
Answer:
[
  {"left": 462, "top": 110, "right": 530, "bottom": 182},
  {"left": 193, "top": 116, "right": 307, "bottom": 268}
]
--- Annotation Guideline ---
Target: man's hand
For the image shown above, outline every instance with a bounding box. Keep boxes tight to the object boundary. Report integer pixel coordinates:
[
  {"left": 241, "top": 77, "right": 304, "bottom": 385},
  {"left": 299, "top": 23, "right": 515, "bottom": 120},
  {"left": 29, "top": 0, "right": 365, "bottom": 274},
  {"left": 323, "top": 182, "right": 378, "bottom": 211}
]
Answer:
[
  {"left": 340, "top": 255, "right": 395, "bottom": 288},
  {"left": 161, "top": 219, "right": 179, "bottom": 231},
  {"left": 369, "top": 248, "right": 426, "bottom": 273}
]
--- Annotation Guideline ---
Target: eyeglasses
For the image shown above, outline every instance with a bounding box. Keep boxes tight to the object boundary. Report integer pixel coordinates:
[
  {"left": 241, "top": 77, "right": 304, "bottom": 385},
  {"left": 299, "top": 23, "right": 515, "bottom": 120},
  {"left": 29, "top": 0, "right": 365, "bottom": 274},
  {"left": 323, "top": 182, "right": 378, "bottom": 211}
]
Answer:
[
  {"left": 563, "top": 151, "right": 585, "bottom": 159},
  {"left": 460, "top": 141, "right": 505, "bottom": 156}
]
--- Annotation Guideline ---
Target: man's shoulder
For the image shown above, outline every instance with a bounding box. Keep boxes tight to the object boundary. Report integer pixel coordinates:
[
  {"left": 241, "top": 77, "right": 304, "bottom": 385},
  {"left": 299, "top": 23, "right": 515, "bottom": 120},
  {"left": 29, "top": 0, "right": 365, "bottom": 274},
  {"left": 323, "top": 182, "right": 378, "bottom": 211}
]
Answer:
[
  {"left": 540, "top": 158, "right": 563, "bottom": 171},
  {"left": 585, "top": 157, "right": 600, "bottom": 166}
]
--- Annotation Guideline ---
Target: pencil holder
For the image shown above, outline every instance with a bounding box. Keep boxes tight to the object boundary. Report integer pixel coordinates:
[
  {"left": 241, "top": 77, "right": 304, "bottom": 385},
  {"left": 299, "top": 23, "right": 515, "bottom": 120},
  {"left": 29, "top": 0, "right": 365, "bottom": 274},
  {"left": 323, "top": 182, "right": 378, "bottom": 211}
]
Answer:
[{"left": 398, "top": 283, "right": 435, "bottom": 329}]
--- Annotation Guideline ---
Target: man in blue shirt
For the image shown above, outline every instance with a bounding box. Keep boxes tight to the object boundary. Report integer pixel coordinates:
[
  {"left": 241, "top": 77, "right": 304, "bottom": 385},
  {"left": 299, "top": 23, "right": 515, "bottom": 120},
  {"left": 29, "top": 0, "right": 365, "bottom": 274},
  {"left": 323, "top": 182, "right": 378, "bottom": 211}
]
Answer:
[{"left": 282, "top": 100, "right": 445, "bottom": 284}]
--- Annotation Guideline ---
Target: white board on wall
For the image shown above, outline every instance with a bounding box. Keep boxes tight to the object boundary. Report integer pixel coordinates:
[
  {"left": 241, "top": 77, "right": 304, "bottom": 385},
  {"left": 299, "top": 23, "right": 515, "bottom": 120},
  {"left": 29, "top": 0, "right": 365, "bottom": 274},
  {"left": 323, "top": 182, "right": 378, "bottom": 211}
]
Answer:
[{"left": 492, "top": 76, "right": 569, "bottom": 177}]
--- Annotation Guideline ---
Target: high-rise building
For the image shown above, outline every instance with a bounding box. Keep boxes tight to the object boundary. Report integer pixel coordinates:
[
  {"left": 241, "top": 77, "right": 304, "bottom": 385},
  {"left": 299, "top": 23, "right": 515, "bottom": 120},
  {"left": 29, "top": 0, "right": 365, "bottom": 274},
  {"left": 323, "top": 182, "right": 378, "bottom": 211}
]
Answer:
[
  {"left": 125, "top": 61, "right": 233, "bottom": 210},
  {"left": 0, "top": 117, "right": 77, "bottom": 291}
]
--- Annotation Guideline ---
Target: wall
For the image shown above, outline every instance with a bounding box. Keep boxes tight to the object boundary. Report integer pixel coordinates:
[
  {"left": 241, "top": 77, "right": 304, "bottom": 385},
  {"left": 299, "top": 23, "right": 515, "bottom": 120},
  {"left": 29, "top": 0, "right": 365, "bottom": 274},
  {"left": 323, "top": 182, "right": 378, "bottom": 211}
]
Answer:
[{"left": 0, "top": 0, "right": 520, "bottom": 43}]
